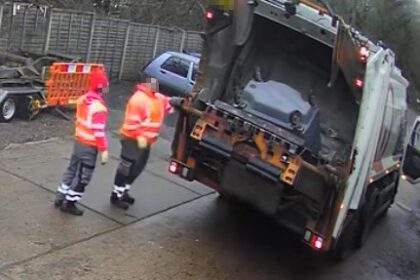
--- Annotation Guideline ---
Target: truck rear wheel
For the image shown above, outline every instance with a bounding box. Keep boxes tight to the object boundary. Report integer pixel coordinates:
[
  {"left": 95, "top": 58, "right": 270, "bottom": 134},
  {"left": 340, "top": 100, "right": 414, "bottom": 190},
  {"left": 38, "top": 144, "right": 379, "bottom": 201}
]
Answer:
[
  {"left": 355, "top": 188, "right": 379, "bottom": 248},
  {"left": 330, "top": 212, "right": 360, "bottom": 261},
  {"left": 0, "top": 97, "right": 17, "bottom": 122}
]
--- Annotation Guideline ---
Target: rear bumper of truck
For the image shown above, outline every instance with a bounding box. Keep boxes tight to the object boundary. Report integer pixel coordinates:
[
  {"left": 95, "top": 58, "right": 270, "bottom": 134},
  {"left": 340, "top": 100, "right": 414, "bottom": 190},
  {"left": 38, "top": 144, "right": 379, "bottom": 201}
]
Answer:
[
  {"left": 169, "top": 100, "right": 336, "bottom": 251},
  {"left": 169, "top": 152, "right": 332, "bottom": 252}
]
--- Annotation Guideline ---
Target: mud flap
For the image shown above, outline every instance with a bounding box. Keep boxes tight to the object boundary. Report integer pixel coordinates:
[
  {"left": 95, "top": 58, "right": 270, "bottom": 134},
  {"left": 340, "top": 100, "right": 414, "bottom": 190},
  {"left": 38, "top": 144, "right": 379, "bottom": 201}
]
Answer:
[{"left": 220, "top": 159, "right": 283, "bottom": 215}]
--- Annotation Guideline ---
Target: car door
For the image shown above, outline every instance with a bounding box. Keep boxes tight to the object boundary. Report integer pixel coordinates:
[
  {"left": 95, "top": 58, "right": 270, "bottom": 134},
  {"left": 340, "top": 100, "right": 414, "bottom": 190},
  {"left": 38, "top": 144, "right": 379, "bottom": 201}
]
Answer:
[
  {"left": 157, "top": 55, "right": 190, "bottom": 96},
  {"left": 186, "top": 63, "right": 198, "bottom": 94},
  {"left": 401, "top": 116, "right": 420, "bottom": 184}
]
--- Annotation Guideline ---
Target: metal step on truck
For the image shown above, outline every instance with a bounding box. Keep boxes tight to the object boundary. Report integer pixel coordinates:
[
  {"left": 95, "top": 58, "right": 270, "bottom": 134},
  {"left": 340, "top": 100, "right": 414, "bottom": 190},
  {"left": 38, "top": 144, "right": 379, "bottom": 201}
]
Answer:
[{"left": 168, "top": 0, "right": 420, "bottom": 258}]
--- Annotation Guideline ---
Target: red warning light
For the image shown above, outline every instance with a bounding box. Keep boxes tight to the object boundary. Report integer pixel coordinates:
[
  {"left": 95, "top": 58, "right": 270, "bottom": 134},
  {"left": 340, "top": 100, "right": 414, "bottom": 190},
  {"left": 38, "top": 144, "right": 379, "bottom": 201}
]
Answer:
[
  {"left": 354, "top": 77, "right": 364, "bottom": 88},
  {"left": 310, "top": 234, "right": 324, "bottom": 250},
  {"left": 205, "top": 9, "right": 215, "bottom": 20},
  {"left": 169, "top": 161, "right": 178, "bottom": 174}
]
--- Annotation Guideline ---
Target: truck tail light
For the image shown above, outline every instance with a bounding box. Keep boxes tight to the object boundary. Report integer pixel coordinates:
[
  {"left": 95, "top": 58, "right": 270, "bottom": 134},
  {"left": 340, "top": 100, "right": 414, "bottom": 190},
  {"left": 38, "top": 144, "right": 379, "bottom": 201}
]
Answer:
[
  {"left": 354, "top": 77, "right": 364, "bottom": 89},
  {"left": 310, "top": 235, "right": 324, "bottom": 250},
  {"left": 169, "top": 161, "right": 179, "bottom": 174},
  {"left": 205, "top": 8, "right": 215, "bottom": 20},
  {"left": 169, "top": 160, "right": 193, "bottom": 180},
  {"left": 304, "top": 230, "right": 324, "bottom": 250}
]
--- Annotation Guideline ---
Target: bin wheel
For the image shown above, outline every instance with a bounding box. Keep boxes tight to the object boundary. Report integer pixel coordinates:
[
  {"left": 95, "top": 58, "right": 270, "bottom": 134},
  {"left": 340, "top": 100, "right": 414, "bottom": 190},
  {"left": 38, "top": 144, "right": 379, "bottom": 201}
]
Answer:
[{"left": 0, "top": 97, "right": 17, "bottom": 122}]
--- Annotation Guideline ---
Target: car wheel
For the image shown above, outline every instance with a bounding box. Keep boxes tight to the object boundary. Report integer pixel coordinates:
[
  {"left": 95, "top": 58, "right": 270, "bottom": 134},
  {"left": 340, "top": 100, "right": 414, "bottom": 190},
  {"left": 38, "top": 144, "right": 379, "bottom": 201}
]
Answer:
[{"left": 0, "top": 97, "right": 17, "bottom": 122}]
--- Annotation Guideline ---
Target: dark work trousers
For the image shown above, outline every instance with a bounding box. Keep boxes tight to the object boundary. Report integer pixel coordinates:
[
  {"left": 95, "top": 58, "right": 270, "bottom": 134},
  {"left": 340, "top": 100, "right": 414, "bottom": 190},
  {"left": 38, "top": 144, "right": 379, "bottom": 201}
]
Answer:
[
  {"left": 56, "top": 142, "right": 98, "bottom": 203},
  {"left": 113, "top": 138, "right": 151, "bottom": 198}
]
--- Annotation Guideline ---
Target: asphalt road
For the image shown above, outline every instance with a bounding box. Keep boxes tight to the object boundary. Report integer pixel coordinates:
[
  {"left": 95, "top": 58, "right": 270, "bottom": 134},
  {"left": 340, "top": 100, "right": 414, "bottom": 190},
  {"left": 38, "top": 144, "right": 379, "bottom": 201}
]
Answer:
[
  {"left": 0, "top": 135, "right": 419, "bottom": 280},
  {"left": 0, "top": 82, "right": 419, "bottom": 279}
]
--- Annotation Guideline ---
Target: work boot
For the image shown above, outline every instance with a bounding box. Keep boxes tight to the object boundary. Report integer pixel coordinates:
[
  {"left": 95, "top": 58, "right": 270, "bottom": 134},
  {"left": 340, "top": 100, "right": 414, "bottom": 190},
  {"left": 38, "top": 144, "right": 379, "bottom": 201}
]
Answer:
[
  {"left": 110, "top": 194, "right": 130, "bottom": 210},
  {"left": 54, "top": 198, "right": 64, "bottom": 208},
  {"left": 54, "top": 192, "right": 65, "bottom": 207},
  {"left": 122, "top": 192, "right": 135, "bottom": 205},
  {"left": 60, "top": 201, "right": 84, "bottom": 216}
]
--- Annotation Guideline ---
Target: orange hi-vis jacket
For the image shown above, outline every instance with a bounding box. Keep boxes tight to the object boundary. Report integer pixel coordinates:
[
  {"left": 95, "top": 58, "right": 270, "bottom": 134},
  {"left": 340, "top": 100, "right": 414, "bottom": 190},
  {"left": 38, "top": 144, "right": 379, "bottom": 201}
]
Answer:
[
  {"left": 120, "top": 84, "right": 173, "bottom": 144},
  {"left": 75, "top": 90, "right": 108, "bottom": 151}
]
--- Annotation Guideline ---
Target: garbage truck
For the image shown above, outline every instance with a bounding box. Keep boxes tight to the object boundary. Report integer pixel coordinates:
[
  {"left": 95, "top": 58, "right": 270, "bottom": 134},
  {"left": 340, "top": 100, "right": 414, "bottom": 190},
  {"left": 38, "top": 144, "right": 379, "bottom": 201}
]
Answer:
[{"left": 168, "top": 0, "right": 420, "bottom": 256}]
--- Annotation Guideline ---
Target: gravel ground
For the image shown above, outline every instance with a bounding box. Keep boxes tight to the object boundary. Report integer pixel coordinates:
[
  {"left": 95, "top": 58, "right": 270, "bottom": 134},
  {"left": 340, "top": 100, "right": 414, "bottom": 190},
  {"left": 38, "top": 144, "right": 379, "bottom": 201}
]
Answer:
[
  {"left": 0, "top": 110, "right": 73, "bottom": 150},
  {"left": 0, "top": 81, "right": 137, "bottom": 151}
]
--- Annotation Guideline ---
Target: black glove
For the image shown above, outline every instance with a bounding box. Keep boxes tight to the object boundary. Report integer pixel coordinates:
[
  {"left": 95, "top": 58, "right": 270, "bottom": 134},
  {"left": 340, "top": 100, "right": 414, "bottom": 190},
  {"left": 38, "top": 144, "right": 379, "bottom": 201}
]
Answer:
[{"left": 169, "top": 97, "right": 183, "bottom": 108}]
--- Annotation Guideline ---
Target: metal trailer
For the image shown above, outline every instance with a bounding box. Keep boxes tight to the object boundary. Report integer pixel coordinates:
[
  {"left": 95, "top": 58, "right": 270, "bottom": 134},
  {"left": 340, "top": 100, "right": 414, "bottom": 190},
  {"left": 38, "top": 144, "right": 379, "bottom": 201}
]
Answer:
[
  {"left": 0, "top": 51, "right": 81, "bottom": 122},
  {"left": 0, "top": 79, "right": 44, "bottom": 122},
  {"left": 168, "top": 0, "right": 419, "bottom": 260}
]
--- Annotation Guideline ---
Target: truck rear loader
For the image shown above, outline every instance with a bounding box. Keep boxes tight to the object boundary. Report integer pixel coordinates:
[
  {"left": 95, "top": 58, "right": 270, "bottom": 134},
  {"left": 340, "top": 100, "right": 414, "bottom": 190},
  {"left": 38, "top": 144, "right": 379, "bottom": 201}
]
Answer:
[{"left": 169, "top": 0, "right": 420, "bottom": 256}]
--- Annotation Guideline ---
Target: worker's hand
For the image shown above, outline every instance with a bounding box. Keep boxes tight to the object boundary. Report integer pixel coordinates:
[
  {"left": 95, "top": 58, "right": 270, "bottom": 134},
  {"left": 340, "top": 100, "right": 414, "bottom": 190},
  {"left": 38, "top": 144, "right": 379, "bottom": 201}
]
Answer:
[
  {"left": 169, "top": 97, "right": 183, "bottom": 108},
  {"left": 137, "top": 136, "right": 148, "bottom": 149},
  {"left": 187, "top": 91, "right": 196, "bottom": 99},
  {"left": 100, "top": 150, "right": 109, "bottom": 165}
]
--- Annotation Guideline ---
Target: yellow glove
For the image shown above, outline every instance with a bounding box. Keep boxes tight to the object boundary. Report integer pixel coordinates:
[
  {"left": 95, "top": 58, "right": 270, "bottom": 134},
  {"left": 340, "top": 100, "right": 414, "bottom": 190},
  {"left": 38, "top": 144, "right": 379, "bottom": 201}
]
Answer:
[
  {"left": 100, "top": 150, "right": 109, "bottom": 165},
  {"left": 137, "top": 136, "right": 148, "bottom": 149}
]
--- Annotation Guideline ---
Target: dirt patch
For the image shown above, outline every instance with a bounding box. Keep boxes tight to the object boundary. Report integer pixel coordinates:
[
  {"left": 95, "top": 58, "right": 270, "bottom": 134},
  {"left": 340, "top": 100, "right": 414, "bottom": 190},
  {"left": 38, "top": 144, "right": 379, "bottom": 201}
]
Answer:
[{"left": 0, "top": 109, "right": 73, "bottom": 151}]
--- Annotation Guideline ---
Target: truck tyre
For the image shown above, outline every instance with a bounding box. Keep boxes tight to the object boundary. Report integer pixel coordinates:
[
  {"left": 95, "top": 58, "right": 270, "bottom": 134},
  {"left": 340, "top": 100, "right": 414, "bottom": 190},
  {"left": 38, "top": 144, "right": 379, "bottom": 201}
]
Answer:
[
  {"left": 377, "top": 172, "right": 399, "bottom": 219},
  {"left": 217, "top": 190, "right": 233, "bottom": 201},
  {"left": 355, "top": 188, "right": 379, "bottom": 248},
  {"left": 0, "top": 97, "right": 17, "bottom": 122},
  {"left": 330, "top": 212, "right": 359, "bottom": 261}
]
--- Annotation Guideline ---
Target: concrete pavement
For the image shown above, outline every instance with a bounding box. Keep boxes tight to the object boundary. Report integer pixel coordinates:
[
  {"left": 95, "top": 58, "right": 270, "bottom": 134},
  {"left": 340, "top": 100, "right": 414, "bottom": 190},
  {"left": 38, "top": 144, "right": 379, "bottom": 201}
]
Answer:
[{"left": 0, "top": 134, "right": 419, "bottom": 279}]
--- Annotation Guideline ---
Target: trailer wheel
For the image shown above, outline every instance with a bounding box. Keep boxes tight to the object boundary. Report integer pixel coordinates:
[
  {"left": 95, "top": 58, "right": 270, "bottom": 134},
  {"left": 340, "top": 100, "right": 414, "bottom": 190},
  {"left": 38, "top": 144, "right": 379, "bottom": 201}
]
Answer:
[
  {"left": 0, "top": 97, "right": 17, "bottom": 122},
  {"left": 18, "top": 97, "right": 42, "bottom": 121}
]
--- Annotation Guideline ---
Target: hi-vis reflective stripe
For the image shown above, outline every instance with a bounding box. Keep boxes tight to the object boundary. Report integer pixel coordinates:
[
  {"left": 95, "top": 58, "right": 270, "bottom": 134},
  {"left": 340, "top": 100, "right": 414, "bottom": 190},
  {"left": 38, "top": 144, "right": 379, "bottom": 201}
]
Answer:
[
  {"left": 139, "top": 126, "right": 159, "bottom": 133},
  {"left": 66, "top": 189, "right": 83, "bottom": 201},
  {"left": 141, "top": 122, "right": 161, "bottom": 128},
  {"left": 141, "top": 131, "right": 159, "bottom": 138},
  {"left": 76, "top": 130, "right": 96, "bottom": 141},
  {"left": 92, "top": 123, "right": 106, "bottom": 130},
  {"left": 58, "top": 184, "right": 70, "bottom": 194},
  {"left": 122, "top": 124, "right": 139, "bottom": 131},
  {"left": 87, "top": 102, "right": 106, "bottom": 124},
  {"left": 65, "top": 195, "right": 80, "bottom": 202},
  {"left": 113, "top": 185, "right": 126, "bottom": 198},
  {"left": 68, "top": 190, "right": 84, "bottom": 197},
  {"left": 94, "top": 132, "right": 105, "bottom": 138},
  {"left": 77, "top": 119, "right": 92, "bottom": 129},
  {"left": 127, "top": 116, "right": 143, "bottom": 122},
  {"left": 113, "top": 186, "right": 126, "bottom": 193},
  {"left": 121, "top": 124, "right": 161, "bottom": 131}
]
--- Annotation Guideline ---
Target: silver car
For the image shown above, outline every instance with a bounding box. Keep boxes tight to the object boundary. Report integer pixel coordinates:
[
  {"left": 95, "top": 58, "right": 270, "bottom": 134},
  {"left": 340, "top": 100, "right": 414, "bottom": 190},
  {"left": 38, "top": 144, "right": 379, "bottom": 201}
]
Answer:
[{"left": 141, "top": 51, "right": 200, "bottom": 97}]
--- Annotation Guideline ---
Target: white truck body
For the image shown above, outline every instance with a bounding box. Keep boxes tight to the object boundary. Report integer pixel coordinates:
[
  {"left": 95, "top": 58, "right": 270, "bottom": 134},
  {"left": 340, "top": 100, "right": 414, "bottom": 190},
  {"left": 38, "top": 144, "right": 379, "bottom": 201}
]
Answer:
[{"left": 170, "top": 0, "right": 418, "bottom": 255}]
